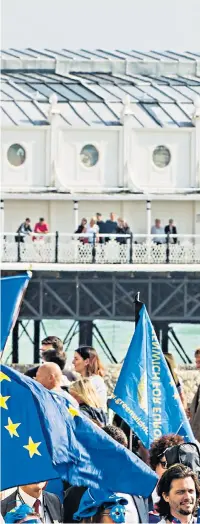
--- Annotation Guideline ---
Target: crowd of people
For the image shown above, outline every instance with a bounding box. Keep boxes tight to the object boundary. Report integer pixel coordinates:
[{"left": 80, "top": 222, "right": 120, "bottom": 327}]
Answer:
[
  {"left": 14, "top": 215, "right": 178, "bottom": 246},
  {"left": 1, "top": 338, "right": 200, "bottom": 524},
  {"left": 75, "top": 213, "right": 131, "bottom": 245},
  {"left": 75, "top": 214, "right": 178, "bottom": 245}
]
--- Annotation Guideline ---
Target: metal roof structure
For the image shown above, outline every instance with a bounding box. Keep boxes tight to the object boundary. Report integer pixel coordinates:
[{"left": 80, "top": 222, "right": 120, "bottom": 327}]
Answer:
[{"left": 1, "top": 49, "right": 200, "bottom": 127}]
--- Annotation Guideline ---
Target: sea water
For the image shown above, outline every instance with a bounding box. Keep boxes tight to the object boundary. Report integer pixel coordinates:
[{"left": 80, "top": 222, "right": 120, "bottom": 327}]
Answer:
[{"left": 2, "top": 320, "right": 200, "bottom": 367}]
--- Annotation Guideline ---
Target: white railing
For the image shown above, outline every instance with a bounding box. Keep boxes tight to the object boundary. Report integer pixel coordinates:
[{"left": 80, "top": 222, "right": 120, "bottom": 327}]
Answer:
[{"left": 1, "top": 232, "right": 200, "bottom": 264}]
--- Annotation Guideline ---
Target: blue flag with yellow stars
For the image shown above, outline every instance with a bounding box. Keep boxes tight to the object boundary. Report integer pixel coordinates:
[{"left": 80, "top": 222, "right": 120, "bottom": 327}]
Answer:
[
  {"left": 0, "top": 364, "right": 157, "bottom": 496},
  {"left": 108, "top": 305, "right": 194, "bottom": 448},
  {"left": 1, "top": 274, "right": 31, "bottom": 352}
]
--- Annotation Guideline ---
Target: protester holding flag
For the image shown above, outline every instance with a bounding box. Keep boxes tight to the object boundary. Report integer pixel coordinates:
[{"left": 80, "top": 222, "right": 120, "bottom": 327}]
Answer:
[
  {"left": 35, "top": 362, "right": 78, "bottom": 407},
  {"left": 0, "top": 364, "right": 157, "bottom": 498}
]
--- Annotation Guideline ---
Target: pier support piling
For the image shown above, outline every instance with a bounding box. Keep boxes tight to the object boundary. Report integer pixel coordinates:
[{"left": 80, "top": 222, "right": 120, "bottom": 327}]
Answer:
[
  {"left": 79, "top": 321, "right": 93, "bottom": 347},
  {"left": 34, "top": 320, "right": 40, "bottom": 363}
]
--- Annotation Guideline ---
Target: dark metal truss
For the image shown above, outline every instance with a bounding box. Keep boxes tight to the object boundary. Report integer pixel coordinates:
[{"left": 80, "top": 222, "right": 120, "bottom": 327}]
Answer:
[{"left": 12, "top": 271, "right": 200, "bottom": 323}]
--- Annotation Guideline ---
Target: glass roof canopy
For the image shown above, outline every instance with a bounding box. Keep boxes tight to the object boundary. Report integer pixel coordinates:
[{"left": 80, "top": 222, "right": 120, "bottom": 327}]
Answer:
[{"left": 1, "top": 49, "right": 199, "bottom": 127}]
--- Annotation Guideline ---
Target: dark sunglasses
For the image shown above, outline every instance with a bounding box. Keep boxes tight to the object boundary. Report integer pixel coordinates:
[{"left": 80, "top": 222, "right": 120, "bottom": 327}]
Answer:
[{"left": 160, "top": 460, "right": 167, "bottom": 469}]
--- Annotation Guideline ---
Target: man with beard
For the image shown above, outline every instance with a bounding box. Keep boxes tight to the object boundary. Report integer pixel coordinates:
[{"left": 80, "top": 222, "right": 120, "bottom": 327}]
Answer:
[{"left": 156, "top": 464, "right": 200, "bottom": 524}]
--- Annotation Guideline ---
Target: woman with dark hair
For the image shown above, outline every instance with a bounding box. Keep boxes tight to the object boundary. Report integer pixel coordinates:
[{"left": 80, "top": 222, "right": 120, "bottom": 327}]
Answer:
[
  {"left": 149, "top": 434, "right": 184, "bottom": 479},
  {"left": 75, "top": 218, "right": 87, "bottom": 234},
  {"left": 72, "top": 347, "right": 107, "bottom": 411}
]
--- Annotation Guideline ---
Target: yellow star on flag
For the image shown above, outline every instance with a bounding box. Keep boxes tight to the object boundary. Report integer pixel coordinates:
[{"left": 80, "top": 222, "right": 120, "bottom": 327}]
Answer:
[
  {"left": 5, "top": 417, "right": 21, "bottom": 438},
  {"left": 23, "top": 437, "right": 41, "bottom": 458},
  {"left": 0, "top": 394, "right": 10, "bottom": 410},
  {"left": 0, "top": 371, "right": 11, "bottom": 383},
  {"left": 68, "top": 406, "right": 80, "bottom": 418}
]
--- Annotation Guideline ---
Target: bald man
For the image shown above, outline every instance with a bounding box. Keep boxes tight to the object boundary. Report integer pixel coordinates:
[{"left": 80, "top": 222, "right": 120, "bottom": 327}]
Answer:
[{"left": 36, "top": 363, "right": 78, "bottom": 408}]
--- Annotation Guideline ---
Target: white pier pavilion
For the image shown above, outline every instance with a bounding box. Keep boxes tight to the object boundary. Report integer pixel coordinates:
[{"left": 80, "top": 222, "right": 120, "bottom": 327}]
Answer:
[{"left": 1, "top": 49, "right": 200, "bottom": 271}]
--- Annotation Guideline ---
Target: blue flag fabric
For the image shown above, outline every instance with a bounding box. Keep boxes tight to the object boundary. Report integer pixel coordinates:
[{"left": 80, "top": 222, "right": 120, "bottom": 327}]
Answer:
[
  {"left": 0, "top": 364, "right": 157, "bottom": 496},
  {"left": 1, "top": 274, "right": 31, "bottom": 351},
  {"left": 109, "top": 305, "right": 194, "bottom": 448}
]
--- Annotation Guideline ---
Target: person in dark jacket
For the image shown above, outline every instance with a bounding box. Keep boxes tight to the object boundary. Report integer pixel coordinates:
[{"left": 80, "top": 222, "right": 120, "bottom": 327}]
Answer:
[
  {"left": 75, "top": 218, "right": 87, "bottom": 234},
  {"left": 69, "top": 377, "right": 107, "bottom": 426},
  {"left": 75, "top": 218, "right": 88, "bottom": 244},
  {"left": 164, "top": 219, "right": 178, "bottom": 244},
  {"left": 79, "top": 403, "right": 107, "bottom": 426},
  {"left": 116, "top": 218, "right": 131, "bottom": 245},
  {"left": 96, "top": 213, "right": 105, "bottom": 244},
  {"left": 105, "top": 212, "right": 117, "bottom": 242},
  {"left": 15, "top": 218, "right": 32, "bottom": 243},
  {"left": 1, "top": 483, "right": 63, "bottom": 522}
]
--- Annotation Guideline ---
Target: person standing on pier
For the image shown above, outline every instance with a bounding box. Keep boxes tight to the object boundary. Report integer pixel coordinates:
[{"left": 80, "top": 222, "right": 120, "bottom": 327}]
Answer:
[
  {"left": 164, "top": 219, "right": 178, "bottom": 244},
  {"left": 15, "top": 218, "right": 32, "bottom": 242},
  {"left": 33, "top": 217, "right": 49, "bottom": 241},
  {"left": 151, "top": 219, "right": 165, "bottom": 244}
]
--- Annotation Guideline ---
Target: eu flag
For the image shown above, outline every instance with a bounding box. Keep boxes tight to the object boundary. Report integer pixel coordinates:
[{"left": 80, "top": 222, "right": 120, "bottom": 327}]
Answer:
[
  {"left": 1, "top": 364, "right": 157, "bottom": 496},
  {"left": 109, "top": 305, "right": 194, "bottom": 448},
  {"left": 1, "top": 274, "right": 31, "bottom": 351}
]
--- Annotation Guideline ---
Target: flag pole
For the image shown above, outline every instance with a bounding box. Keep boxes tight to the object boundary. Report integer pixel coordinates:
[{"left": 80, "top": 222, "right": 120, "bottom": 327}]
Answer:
[
  {"left": 129, "top": 292, "right": 144, "bottom": 451},
  {"left": 134, "top": 291, "right": 143, "bottom": 325}
]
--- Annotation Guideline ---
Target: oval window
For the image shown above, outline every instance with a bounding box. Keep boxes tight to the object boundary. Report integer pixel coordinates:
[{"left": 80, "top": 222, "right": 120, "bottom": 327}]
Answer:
[
  {"left": 153, "top": 145, "right": 171, "bottom": 168},
  {"left": 7, "top": 144, "right": 26, "bottom": 167},
  {"left": 80, "top": 144, "right": 99, "bottom": 167}
]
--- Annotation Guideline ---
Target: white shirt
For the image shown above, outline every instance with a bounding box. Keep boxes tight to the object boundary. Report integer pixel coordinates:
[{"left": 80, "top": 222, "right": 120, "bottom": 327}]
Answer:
[
  {"left": 117, "top": 493, "right": 139, "bottom": 523},
  {"left": 87, "top": 224, "right": 99, "bottom": 243},
  {"left": 18, "top": 487, "right": 51, "bottom": 523},
  {"left": 151, "top": 226, "right": 165, "bottom": 243},
  {"left": 152, "top": 486, "right": 160, "bottom": 505},
  {"left": 89, "top": 375, "right": 107, "bottom": 411}
]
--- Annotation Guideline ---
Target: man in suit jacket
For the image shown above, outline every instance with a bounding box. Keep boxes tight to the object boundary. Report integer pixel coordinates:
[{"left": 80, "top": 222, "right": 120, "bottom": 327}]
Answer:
[
  {"left": 1, "top": 482, "right": 63, "bottom": 522},
  {"left": 164, "top": 219, "right": 178, "bottom": 244},
  {"left": 63, "top": 425, "right": 149, "bottom": 523}
]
